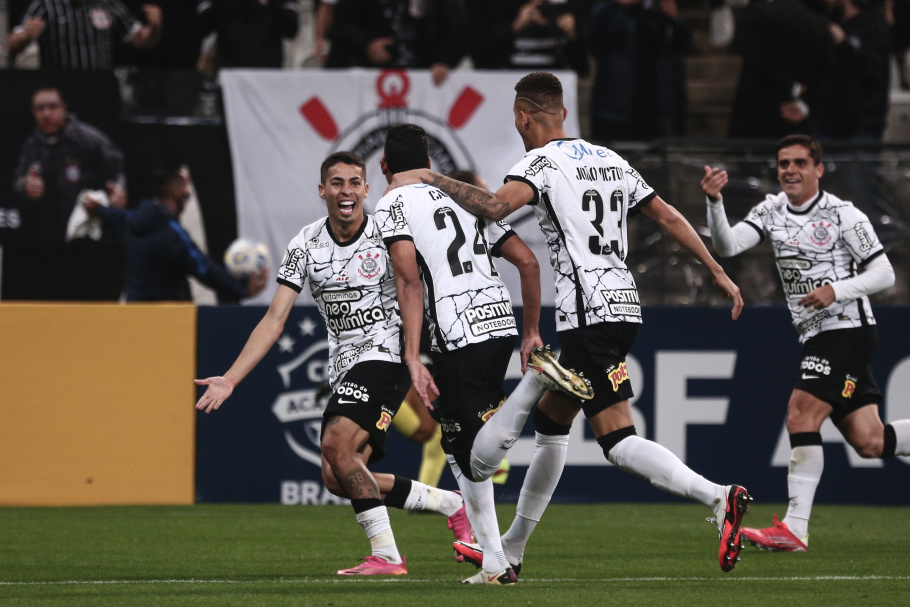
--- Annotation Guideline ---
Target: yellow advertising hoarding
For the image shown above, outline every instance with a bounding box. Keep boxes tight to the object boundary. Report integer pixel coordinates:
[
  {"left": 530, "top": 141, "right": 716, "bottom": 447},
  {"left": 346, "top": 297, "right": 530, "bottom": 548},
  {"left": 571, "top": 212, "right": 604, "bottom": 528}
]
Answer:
[{"left": 0, "top": 304, "right": 196, "bottom": 505}]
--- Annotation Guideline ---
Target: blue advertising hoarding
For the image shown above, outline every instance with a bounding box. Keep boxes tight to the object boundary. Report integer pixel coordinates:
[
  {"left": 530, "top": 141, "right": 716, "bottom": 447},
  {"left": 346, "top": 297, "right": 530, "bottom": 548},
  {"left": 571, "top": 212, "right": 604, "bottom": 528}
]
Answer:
[{"left": 196, "top": 306, "right": 910, "bottom": 504}]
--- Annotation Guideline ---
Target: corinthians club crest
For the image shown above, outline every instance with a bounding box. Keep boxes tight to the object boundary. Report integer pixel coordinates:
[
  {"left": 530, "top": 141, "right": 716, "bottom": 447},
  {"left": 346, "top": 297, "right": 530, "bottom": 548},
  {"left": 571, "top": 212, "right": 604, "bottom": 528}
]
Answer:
[{"left": 299, "top": 70, "right": 479, "bottom": 183}]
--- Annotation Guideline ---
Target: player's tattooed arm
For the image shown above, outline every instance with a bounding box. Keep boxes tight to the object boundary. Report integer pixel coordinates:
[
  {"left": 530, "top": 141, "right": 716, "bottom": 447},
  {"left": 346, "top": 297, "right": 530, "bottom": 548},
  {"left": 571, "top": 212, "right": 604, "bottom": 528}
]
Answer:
[
  {"left": 423, "top": 172, "right": 511, "bottom": 220},
  {"left": 386, "top": 169, "right": 531, "bottom": 220}
]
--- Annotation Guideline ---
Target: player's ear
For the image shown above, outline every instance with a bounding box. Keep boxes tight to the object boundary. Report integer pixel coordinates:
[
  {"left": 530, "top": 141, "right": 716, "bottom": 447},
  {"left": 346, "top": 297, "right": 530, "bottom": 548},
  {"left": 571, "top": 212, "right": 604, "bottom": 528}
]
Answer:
[
  {"left": 816, "top": 162, "right": 825, "bottom": 179},
  {"left": 380, "top": 156, "right": 389, "bottom": 177},
  {"left": 318, "top": 183, "right": 326, "bottom": 200}
]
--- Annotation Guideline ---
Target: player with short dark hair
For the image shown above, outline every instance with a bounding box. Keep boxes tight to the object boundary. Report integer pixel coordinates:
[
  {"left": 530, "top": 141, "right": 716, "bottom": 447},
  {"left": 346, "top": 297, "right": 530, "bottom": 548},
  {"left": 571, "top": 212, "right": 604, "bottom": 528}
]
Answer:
[
  {"left": 375, "top": 123, "right": 590, "bottom": 584},
  {"left": 702, "top": 134, "right": 909, "bottom": 551},
  {"left": 195, "top": 151, "right": 472, "bottom": 576},
  {"left": 387, "top": 71, "right": 752, "bottom": 574}
]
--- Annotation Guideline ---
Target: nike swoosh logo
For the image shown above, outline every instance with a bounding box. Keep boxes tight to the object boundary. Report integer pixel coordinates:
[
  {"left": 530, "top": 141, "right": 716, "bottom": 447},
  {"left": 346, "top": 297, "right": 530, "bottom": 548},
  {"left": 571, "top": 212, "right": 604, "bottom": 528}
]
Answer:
[
  {"left": 338, "top": 399, "right": 357, "bottom": 404},
  {"left": 801, "top": 374, "right": 819, "bottom": 380},
  {"left": 487, "top": 575, "right": 499, "bottom": 582},
  {"left": 446, "top": 437, "right": 456, "bottom": 443}
]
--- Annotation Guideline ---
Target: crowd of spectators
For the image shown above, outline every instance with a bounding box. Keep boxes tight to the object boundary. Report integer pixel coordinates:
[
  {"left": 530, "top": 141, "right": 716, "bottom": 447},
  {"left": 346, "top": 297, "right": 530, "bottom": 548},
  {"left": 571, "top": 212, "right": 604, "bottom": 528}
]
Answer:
[
  {"left": 1, "top": 0, "right": 909, "bottom": 301},
  {"left": 3, "top": 1, "right": 908, "bottom": 139}
]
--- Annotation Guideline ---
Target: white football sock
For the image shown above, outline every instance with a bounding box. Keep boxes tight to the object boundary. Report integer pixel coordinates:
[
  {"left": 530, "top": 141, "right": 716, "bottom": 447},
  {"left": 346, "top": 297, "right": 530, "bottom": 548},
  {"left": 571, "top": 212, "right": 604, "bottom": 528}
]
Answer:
[
  {"left": 783, "top": 445, "right": 823, "bottom": 540},
  {"left": 891, "top": 420, "right": 910, "bottom": 455},
  {"left": 607, "top": 435, "right": 719, "bottom": 508},
  {"left": 470, "top": 374, "right": 546, "bottom": 481},
  {"left": 501, "top": 431, "right": 568, "bottom": 564},
  {"left": 355, "top": 505, "right": 401, "bottom": 563},
  {"left": 402, "top": 481, "right": 462, "bottom": 517},
  {"left": 448, "top": 455, "right": 509, "bottom": 572}
]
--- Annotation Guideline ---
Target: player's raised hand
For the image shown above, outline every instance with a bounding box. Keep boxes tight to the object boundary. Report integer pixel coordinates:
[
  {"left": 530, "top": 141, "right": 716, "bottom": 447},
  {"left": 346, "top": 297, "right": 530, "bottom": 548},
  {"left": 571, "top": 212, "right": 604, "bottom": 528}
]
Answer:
[
  {"left": 701, "top": 166, "right": 728, "bottom": 202},
  {"left": 711, "top": 268, "right": 744, "bottom": 320},
  {"left": 194, "top": 376, "right": 234, "bottom": 413}
]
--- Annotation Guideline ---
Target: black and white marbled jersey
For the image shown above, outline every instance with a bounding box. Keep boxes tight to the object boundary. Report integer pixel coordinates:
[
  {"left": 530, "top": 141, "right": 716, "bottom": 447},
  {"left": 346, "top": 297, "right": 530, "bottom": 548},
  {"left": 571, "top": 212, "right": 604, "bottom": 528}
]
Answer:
[
  {"left": 506, "top": 139, "right": 657, "bottom": 331},
  {"left": 276, "top": 215, "right": 402, "bottom": 387},
  {"left": 744, "top": 191, "right": 885, "bottom": 341},
  {"left": 374, "top": 183, "right": 518, "bottom": 353}
]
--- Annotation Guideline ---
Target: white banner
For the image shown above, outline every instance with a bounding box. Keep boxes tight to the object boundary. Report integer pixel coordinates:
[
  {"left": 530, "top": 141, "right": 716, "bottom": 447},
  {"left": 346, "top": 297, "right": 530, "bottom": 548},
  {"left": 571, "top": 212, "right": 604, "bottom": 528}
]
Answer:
[{"left": 221, "top": 68, "right": 578, "bottom": 305}]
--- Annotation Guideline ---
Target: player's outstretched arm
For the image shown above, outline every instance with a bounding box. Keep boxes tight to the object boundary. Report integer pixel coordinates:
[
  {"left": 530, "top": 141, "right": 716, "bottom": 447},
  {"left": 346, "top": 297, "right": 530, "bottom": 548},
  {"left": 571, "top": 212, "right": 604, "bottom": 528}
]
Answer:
[
  {"left": 498, "top": 234, "right": 543, "bottom": 372},
  {"left": 195, "top": 284, "right": 297, "bottom": 413},
  {"left": 642, "top": 196, "right": 744, "bottom": 320}
]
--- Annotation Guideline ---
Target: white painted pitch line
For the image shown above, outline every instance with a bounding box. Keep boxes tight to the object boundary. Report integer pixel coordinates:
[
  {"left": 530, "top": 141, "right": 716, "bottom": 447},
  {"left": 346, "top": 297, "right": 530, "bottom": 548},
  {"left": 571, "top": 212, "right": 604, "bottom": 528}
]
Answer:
[{"left": 2, "top": 575, "right": 909, "bottom": 586}]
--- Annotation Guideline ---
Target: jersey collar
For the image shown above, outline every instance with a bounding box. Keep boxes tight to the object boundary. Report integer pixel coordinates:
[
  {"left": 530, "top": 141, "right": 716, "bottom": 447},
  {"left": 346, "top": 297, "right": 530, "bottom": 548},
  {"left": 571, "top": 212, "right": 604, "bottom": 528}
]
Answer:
[
  {"left": 326, "top": 214, "right": 368, "bottom": 246},
  {"left": 787, "top": 190, "right": 823, "bottom": 215}
]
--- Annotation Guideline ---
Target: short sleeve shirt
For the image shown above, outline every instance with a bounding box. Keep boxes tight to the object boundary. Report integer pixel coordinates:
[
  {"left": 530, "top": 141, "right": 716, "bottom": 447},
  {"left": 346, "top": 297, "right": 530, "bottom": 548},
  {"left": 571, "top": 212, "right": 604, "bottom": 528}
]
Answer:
[
  {"left": 276, "top": 215, "right": 402, "bottom": 387},
  {"left": 506, "top": 138, "right": 657, "bottom": 331},
  {"left": 374, "top": 183, "right": 518, "bottom": 353},
  {"left": 18, "top": 0, "right": 142, "bottom": 70}
]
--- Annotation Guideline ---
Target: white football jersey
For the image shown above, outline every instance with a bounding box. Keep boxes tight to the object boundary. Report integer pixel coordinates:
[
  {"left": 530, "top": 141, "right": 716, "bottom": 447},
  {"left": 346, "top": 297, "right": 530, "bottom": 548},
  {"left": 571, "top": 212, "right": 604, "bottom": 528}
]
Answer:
[
  {"left": 506, "top": 139, "right": 657, "bottom": 331},
  {"left": 374, "top": 183, "right": 518, "bottom": 353},
  {"left": 744, "top": 191, "right": 884, "bottom": 341},
  {"left": 276, "top": 215, "right": 402, "bottom": 387}
]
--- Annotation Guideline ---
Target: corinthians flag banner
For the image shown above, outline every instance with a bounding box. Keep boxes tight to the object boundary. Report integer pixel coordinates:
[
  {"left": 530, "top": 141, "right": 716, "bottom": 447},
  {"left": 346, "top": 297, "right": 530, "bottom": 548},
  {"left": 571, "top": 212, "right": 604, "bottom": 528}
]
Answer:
[{"left": 221, "top": 68, "right": 579, "bottom": 307}]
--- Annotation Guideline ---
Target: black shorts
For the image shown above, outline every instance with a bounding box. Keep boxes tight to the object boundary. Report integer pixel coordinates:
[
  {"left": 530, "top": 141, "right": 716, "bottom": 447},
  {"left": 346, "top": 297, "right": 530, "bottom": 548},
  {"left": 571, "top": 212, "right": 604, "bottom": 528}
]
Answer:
[
  {"left": 557, "top": 322, "right": 640, "bottom": 419},
  {"left": 321, "top": 360, "right": 411, "bottom": 464},
  {"left": 794, "top": 327, "right": 882, "bottom": 424},
  {"left": 430, "top": 336, "right": 515, "bottom": 475}
]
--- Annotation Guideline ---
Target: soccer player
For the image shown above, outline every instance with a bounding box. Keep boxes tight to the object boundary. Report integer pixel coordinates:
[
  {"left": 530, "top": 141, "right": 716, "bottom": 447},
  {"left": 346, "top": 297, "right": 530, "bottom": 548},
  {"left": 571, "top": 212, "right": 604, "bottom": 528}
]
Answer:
[
  {"left": 702, "top": 134, "right": 910, "bottom": 551},
  {"left": 374, "top": 123, "right": 590, "bottom": 584},
  {"left": 386, "top": 72, "right": 752, "bottom": 573},
  {"left": 194, "top": 151, "right": 472, "bottom": 576}
]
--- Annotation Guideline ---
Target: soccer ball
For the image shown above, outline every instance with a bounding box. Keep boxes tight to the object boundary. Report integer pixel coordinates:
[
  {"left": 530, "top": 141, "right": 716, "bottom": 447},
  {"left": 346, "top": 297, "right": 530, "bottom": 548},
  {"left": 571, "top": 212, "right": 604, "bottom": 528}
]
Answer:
[{"left": 224, "top": 238, "right": 270, "bottom": 278}]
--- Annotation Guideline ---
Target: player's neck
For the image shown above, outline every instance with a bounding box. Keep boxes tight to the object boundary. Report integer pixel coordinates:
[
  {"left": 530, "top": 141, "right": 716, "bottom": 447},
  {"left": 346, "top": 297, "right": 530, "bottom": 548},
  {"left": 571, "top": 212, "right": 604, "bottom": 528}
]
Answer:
[
  {"left": 787, "top": 189, "right": 820, "bottom": 208},
  {"left": 529, "top": 126, "right": 569, "bottom": 150},
  {"left": 328, "top": 214, "right": 365, "bottom": 242}
]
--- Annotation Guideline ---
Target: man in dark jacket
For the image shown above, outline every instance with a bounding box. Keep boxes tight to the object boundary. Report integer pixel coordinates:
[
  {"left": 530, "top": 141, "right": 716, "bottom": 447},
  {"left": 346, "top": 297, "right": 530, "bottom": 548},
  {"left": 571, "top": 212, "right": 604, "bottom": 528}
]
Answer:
[
  {"left": 326, "top": 0, "right": 466, "bottom": 84},
  {"left": 817, "top": 0, "right": 890, "bottom": 141},
  {"left": 86, "top": 165, "right": 267, "bottom": 302},
  {"left": 728, "top": 0, "right": 835, "bottom": 138},
  {"left": 13, "top": 85, "right": 126, "bottom": 246}
]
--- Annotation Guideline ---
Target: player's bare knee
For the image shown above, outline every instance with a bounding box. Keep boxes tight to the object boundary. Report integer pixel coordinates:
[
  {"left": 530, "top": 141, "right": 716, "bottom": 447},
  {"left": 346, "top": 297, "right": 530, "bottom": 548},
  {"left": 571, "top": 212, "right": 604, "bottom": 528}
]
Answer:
[
  {"left": 854, "top": 436, "right": 885, "bottom": 459},
  {"left": 410, "top": 421, "right": 437, "bottom": 443}
]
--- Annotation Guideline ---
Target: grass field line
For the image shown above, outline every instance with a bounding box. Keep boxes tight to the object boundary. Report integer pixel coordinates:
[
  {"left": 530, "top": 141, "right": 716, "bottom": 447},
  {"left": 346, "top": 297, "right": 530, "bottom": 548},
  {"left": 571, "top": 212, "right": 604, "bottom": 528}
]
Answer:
[{"left": 2, "top": 575, "right": 909, "bottom": 587}]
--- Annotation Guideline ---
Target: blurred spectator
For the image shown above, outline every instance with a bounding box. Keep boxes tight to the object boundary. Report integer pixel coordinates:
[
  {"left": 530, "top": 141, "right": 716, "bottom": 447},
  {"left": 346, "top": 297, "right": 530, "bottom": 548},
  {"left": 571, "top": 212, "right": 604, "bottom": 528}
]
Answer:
[
  {"left": 728, "top": 0, "right": 835, "bottom": 138},
  {"left": 466, "top": 0, "right": 590, "bottom": 75},
  {"left": 817, "top": 0, "right": 890, "bottom": 142},
  {"left": 326, "top": 0, "right": 467, "bottom": 85},
  {"left": 84, "top": 164, "right": 267, "bottom": 302},
  {"left": 730, "top": 0, "right": 834, "bottom": 138},
  {"left": 889, "top": 0, "right": 910, "bottom": 89},
  {"left": 117, "top": 0, "right": 207, "bottom": 69},
  {"left": 585, "top": 0, "right": 691, "bottom": 142},
  {"left": 7, "top": 0, "right": 162, "bottom": 70},
  {"left": 314, "top": 0, "right": 337, "bottom": 65},
  {"left": 13, "top": 84, "right": 126, "bottom": 246},
  {"left": 198, "top": 0, "right": 300, "bottom": 69}
]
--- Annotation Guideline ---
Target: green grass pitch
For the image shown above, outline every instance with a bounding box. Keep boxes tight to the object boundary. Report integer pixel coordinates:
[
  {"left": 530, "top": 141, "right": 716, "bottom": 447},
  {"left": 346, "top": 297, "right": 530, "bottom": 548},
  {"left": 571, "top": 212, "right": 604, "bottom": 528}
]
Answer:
[{"left": 1, "top": 502, "right": 908, "bottom": 606}]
